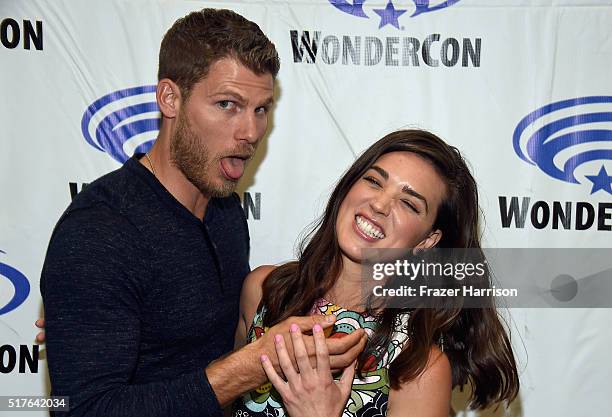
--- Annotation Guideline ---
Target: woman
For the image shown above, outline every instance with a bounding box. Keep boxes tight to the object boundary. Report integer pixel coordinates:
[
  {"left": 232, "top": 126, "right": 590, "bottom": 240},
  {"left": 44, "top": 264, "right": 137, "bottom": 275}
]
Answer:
[{"left": 232, "top": 129, "right": 519, "bottom": 417}]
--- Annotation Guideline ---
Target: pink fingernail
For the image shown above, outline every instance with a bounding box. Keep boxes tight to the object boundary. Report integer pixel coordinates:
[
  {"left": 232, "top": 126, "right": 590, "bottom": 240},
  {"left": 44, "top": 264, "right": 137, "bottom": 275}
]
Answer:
[
  {"left": 260, "top": 354, "right": 268, "bottom": 362},
  {"left": 290, "top": 323, "right": 299, "bottom": 333},
  {"left": 313, "top": 324, "right": 322, "bottom": 333},
  {"left": 275, "top": 334, "right": 283, "bottom": 344}
]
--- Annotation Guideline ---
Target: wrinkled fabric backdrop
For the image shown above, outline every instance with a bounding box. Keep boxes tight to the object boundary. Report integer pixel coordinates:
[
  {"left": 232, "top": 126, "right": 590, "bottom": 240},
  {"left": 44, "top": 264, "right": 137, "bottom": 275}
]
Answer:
[{"left": 1, "top": 1, "right": 611, "bottom": 416}]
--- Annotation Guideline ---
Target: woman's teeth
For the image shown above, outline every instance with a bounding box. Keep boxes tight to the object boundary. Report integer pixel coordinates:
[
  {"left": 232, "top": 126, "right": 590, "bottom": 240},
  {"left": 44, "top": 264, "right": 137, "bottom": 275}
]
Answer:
[{"left": 356, "top": 216, "right": 385, "bottom": 239}]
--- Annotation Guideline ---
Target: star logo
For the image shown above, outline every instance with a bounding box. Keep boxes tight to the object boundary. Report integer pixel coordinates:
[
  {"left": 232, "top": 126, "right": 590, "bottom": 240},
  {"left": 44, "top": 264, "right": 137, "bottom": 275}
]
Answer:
[
  {"left": 585, "top": 165, "right": 612, "bottom": 195},
  {"left": 373, "top": 1, "right": 408, "bottom": 29},
  {"left": 328, "top": 1, "right": 462, "bottom": 30},
  {"left": 513, "top": 96, "right": 612, "bottom": 195}
]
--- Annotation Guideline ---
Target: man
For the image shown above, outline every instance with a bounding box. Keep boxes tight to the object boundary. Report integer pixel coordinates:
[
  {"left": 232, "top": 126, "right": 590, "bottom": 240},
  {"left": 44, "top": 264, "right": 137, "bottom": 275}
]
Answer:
[{"left": 40, "top": 9, "right": 365, "bottom": 417}]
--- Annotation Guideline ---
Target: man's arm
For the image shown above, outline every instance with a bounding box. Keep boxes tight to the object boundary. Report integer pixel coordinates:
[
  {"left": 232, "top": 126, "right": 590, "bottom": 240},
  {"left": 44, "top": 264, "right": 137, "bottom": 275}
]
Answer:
[
  {"left": 42, "top": 208, "right": 222, "bottom": 417},
  {"left": 211, "top": 266, "right": 368, "bottom": 407}
]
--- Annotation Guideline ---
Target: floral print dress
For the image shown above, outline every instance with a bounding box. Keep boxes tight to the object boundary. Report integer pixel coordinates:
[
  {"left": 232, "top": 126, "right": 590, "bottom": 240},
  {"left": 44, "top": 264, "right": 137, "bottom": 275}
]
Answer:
[{"left": 233, "top": 299, "right": 410, "bottom": 417}]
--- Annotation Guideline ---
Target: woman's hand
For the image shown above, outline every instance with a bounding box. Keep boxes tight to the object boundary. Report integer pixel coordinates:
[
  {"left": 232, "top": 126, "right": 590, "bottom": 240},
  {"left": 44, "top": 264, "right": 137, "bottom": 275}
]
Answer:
[{"left": 261, "top": 322, "right": 355, "bottom": 417}]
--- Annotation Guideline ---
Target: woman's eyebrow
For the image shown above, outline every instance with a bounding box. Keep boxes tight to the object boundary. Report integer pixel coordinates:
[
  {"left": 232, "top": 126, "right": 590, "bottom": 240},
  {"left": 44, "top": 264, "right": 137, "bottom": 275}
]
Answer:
[
  {"left": 370, "top": 165, "right": 429, "bottom": 213},
  {"left": 369, "top": 165, "right": 429, "bottom": 212},
  {"left": 401, "top": 185, "right": 429, "bottom": 214},
  {"left": 370, "top": 165, "right": 388, "bottom": 180}
]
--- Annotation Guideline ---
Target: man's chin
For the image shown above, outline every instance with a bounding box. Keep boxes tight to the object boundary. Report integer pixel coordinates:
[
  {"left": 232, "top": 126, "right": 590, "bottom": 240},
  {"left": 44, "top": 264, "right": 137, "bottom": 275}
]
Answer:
[{"left": 198, "top": 179, "right": 238, "bottom": 199}]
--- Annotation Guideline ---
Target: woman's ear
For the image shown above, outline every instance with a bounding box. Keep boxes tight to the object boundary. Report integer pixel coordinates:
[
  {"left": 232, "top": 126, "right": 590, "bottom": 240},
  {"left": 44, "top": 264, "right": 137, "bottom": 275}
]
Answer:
[{"left": 415, "top": 229, "right": 442, "bottom": 250}]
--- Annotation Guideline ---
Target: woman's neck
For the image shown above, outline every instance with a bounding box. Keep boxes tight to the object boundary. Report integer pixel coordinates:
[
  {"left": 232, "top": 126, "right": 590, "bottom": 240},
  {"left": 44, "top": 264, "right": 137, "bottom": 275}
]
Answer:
[{"left": 326, "top": 257, "right": 368, "bottom": 310}]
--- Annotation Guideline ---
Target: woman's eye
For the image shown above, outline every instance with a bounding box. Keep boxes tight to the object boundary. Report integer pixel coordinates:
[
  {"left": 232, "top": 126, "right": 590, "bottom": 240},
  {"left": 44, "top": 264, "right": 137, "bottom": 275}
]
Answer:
[
  {"left": 402, "top": 200, "right": 419, "bottom": 213},
  {"left": 364, "top": 176, "right": 381, "bottom": 187}
]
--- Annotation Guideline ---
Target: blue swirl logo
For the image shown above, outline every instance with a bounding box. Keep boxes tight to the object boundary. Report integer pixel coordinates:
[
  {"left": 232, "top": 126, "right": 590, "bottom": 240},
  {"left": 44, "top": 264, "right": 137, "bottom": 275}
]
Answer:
[
  {"left": 81, "top": 85, "right": 160, "bottom": 163},
  {"left": 329, "top": 0, "right": 461, "bottom": 29},
  {"left": 0, "top": 250, "right": 30, "bottom": 315},
  {"left": 513, "top": 96, "right": 612, "bottom": 195}
]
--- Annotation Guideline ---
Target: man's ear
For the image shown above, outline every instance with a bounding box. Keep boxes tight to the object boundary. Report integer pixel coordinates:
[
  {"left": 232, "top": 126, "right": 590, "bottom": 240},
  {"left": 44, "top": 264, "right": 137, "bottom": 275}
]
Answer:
[
  {"left": 415, "top": 229, "right": 442, "bottom": 250},
  {"left": 156, "top": 79, "right": 181, "bottom": 119}
]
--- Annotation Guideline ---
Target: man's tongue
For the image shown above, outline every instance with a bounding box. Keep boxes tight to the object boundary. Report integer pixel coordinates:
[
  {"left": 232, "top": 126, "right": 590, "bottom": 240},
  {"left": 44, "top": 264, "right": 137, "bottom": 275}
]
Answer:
[{"left": 220, "top": 157, "right": 245, "bottom": 181}]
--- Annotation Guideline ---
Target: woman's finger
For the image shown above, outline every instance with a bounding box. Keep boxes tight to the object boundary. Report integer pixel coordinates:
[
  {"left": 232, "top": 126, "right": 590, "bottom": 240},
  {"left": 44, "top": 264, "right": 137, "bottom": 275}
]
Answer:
[
  {"left": 260, "top": 354, "right": 290, "bottom": 397},
  {"left": 289, "top": 323, "right": 314, "bottom": 377},
  {"left": 313, "top": 323, "right": 331, "bottom": 376},
  {"left": 274, "top": 333, "right": 299, "bottom": 381}
]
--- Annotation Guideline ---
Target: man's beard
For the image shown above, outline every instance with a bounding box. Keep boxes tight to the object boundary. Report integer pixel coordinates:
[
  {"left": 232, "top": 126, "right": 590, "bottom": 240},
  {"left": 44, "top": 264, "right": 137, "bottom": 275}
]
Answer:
[{"left": 169, "top": 112, "right": 237, "bottom": 198}]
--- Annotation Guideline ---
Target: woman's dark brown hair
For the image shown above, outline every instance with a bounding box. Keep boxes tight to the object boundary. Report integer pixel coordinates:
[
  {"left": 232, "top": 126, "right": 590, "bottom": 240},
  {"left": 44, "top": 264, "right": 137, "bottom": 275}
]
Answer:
[{"left": 260, "top": 129, "right": 519, "bottom": 409}]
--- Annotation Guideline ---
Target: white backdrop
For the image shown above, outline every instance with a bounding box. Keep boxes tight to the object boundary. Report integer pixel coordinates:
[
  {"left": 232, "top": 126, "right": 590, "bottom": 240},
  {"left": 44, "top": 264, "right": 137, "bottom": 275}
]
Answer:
[{"left": 1, "top": 1, "right": 611, "bottom": 416}]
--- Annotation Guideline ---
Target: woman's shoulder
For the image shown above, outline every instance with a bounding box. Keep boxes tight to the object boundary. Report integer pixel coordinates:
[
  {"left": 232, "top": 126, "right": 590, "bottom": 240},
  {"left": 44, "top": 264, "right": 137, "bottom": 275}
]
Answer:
[
  {"left": 239, "top": 265, "right": 277, "bottom": 321},
  {"left": 387, "top": 345, "right": 452, "bottom": 416},
  {"left": 246, "top": 264, "right": 277, "bottom": 286},
  {"left": 241, "top": 265, "right": 276, "bottom": 301}
]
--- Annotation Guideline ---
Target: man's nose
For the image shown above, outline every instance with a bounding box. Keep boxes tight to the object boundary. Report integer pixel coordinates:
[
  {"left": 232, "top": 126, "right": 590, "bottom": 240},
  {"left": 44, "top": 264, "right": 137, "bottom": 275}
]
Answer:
[{"left": 236, "top": 112, "right": 261, "bottom": 144}]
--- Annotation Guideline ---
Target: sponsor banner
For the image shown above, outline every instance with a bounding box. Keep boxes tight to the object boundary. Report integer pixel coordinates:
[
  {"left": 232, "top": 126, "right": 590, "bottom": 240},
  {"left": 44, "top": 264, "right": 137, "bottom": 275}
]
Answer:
[
  {"left": 0, "top": 17, "right": 43, "bottom": 51},
  {"left": 0, "top": 250, "right": 30, "bottom": 316},
  {"left": 498, "top": 96, "right": 612, "bottom": 232},
  {"left": 81, "top": 85, "right": 159, "bottom": 164},
  {"left": 0, "top": 345, "right": 40, "bottom": 374},
  {"left": 1, "top": 1, "right": 611, "bottom": 415}
]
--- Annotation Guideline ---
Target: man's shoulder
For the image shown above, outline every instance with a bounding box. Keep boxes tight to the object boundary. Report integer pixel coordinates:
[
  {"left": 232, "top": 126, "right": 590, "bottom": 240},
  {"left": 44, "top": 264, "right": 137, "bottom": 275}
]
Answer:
[
  {"left": 51, "top": 164, "right": 145, "bottom": 246},
  {"left": 69, "top": 162, "right": 141, "bottom": 213}
]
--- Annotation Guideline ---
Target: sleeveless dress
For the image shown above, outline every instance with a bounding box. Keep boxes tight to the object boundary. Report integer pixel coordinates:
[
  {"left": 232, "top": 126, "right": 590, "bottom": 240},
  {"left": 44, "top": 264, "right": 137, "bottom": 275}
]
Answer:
[{"left": 233, "top": 299, "right": 410, "bottom": 417}]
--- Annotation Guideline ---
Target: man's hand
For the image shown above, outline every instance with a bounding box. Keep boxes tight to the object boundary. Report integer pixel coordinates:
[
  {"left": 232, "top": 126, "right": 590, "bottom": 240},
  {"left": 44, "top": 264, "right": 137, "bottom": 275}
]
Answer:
[
  {"left": 205, "top": 314, "right": 366, "bottom": 407},
  {"left": 256, "top": 314, "right": 367, "bottom": 375},
  {"left": 261, "top": 323, "right": 355, "bottom": 417},
  {"left": 34, "top": 318, "right": 45, "bottom": 343}
]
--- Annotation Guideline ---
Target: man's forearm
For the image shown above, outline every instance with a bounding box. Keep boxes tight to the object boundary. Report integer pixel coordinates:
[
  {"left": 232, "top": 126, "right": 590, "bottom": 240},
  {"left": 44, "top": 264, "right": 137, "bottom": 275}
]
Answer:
[{"left": 205, "top": 340, "right": 267, "bottom": 406}]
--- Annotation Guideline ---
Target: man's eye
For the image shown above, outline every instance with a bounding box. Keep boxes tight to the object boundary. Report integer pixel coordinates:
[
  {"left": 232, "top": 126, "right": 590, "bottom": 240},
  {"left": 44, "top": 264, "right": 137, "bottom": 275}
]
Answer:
[
  {"left": 217, "top": 100, "right": 235, "bottom": 110},
  {"left": 255, "top": 106, "right": 268, "bottom": 114}
]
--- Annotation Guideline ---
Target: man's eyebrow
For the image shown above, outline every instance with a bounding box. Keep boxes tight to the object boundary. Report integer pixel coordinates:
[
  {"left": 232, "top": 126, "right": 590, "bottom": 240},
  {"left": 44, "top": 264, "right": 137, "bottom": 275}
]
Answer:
[
  {"left": 260, "top": 96, "right": 274, "bottom": 107},
  {"left": 211, "top": 91, "right": 274, "bottom": 107},
  {"left": 211, "top": 91, "right": 246, "bottom": 103},
  {"left": 369, "top": 165, "right": 429, "bottom": 213}
]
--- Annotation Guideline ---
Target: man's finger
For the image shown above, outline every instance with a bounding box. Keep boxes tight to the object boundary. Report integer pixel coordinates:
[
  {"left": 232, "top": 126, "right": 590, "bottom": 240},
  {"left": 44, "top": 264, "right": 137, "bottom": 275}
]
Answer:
[
  {"left": 327, "top": 328, "right": 365, "bottom": 355},
  {"left": 287, "top": 314, "right": 336, "bottom": 333},
  {"left": 329, "top": 333, "right": 367, "bottom": 370},
  {"left": 312, "top": 323, "right": 330, "bottom": 376},
  {"left": 337, "top": 360, "right": 357, "bottom": 397},
  {"left": 35, "top": 319, "right": 44, "bottom": 328},
  {"left": 35, "top": 331, "right": 45, "bottom": 343}
]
